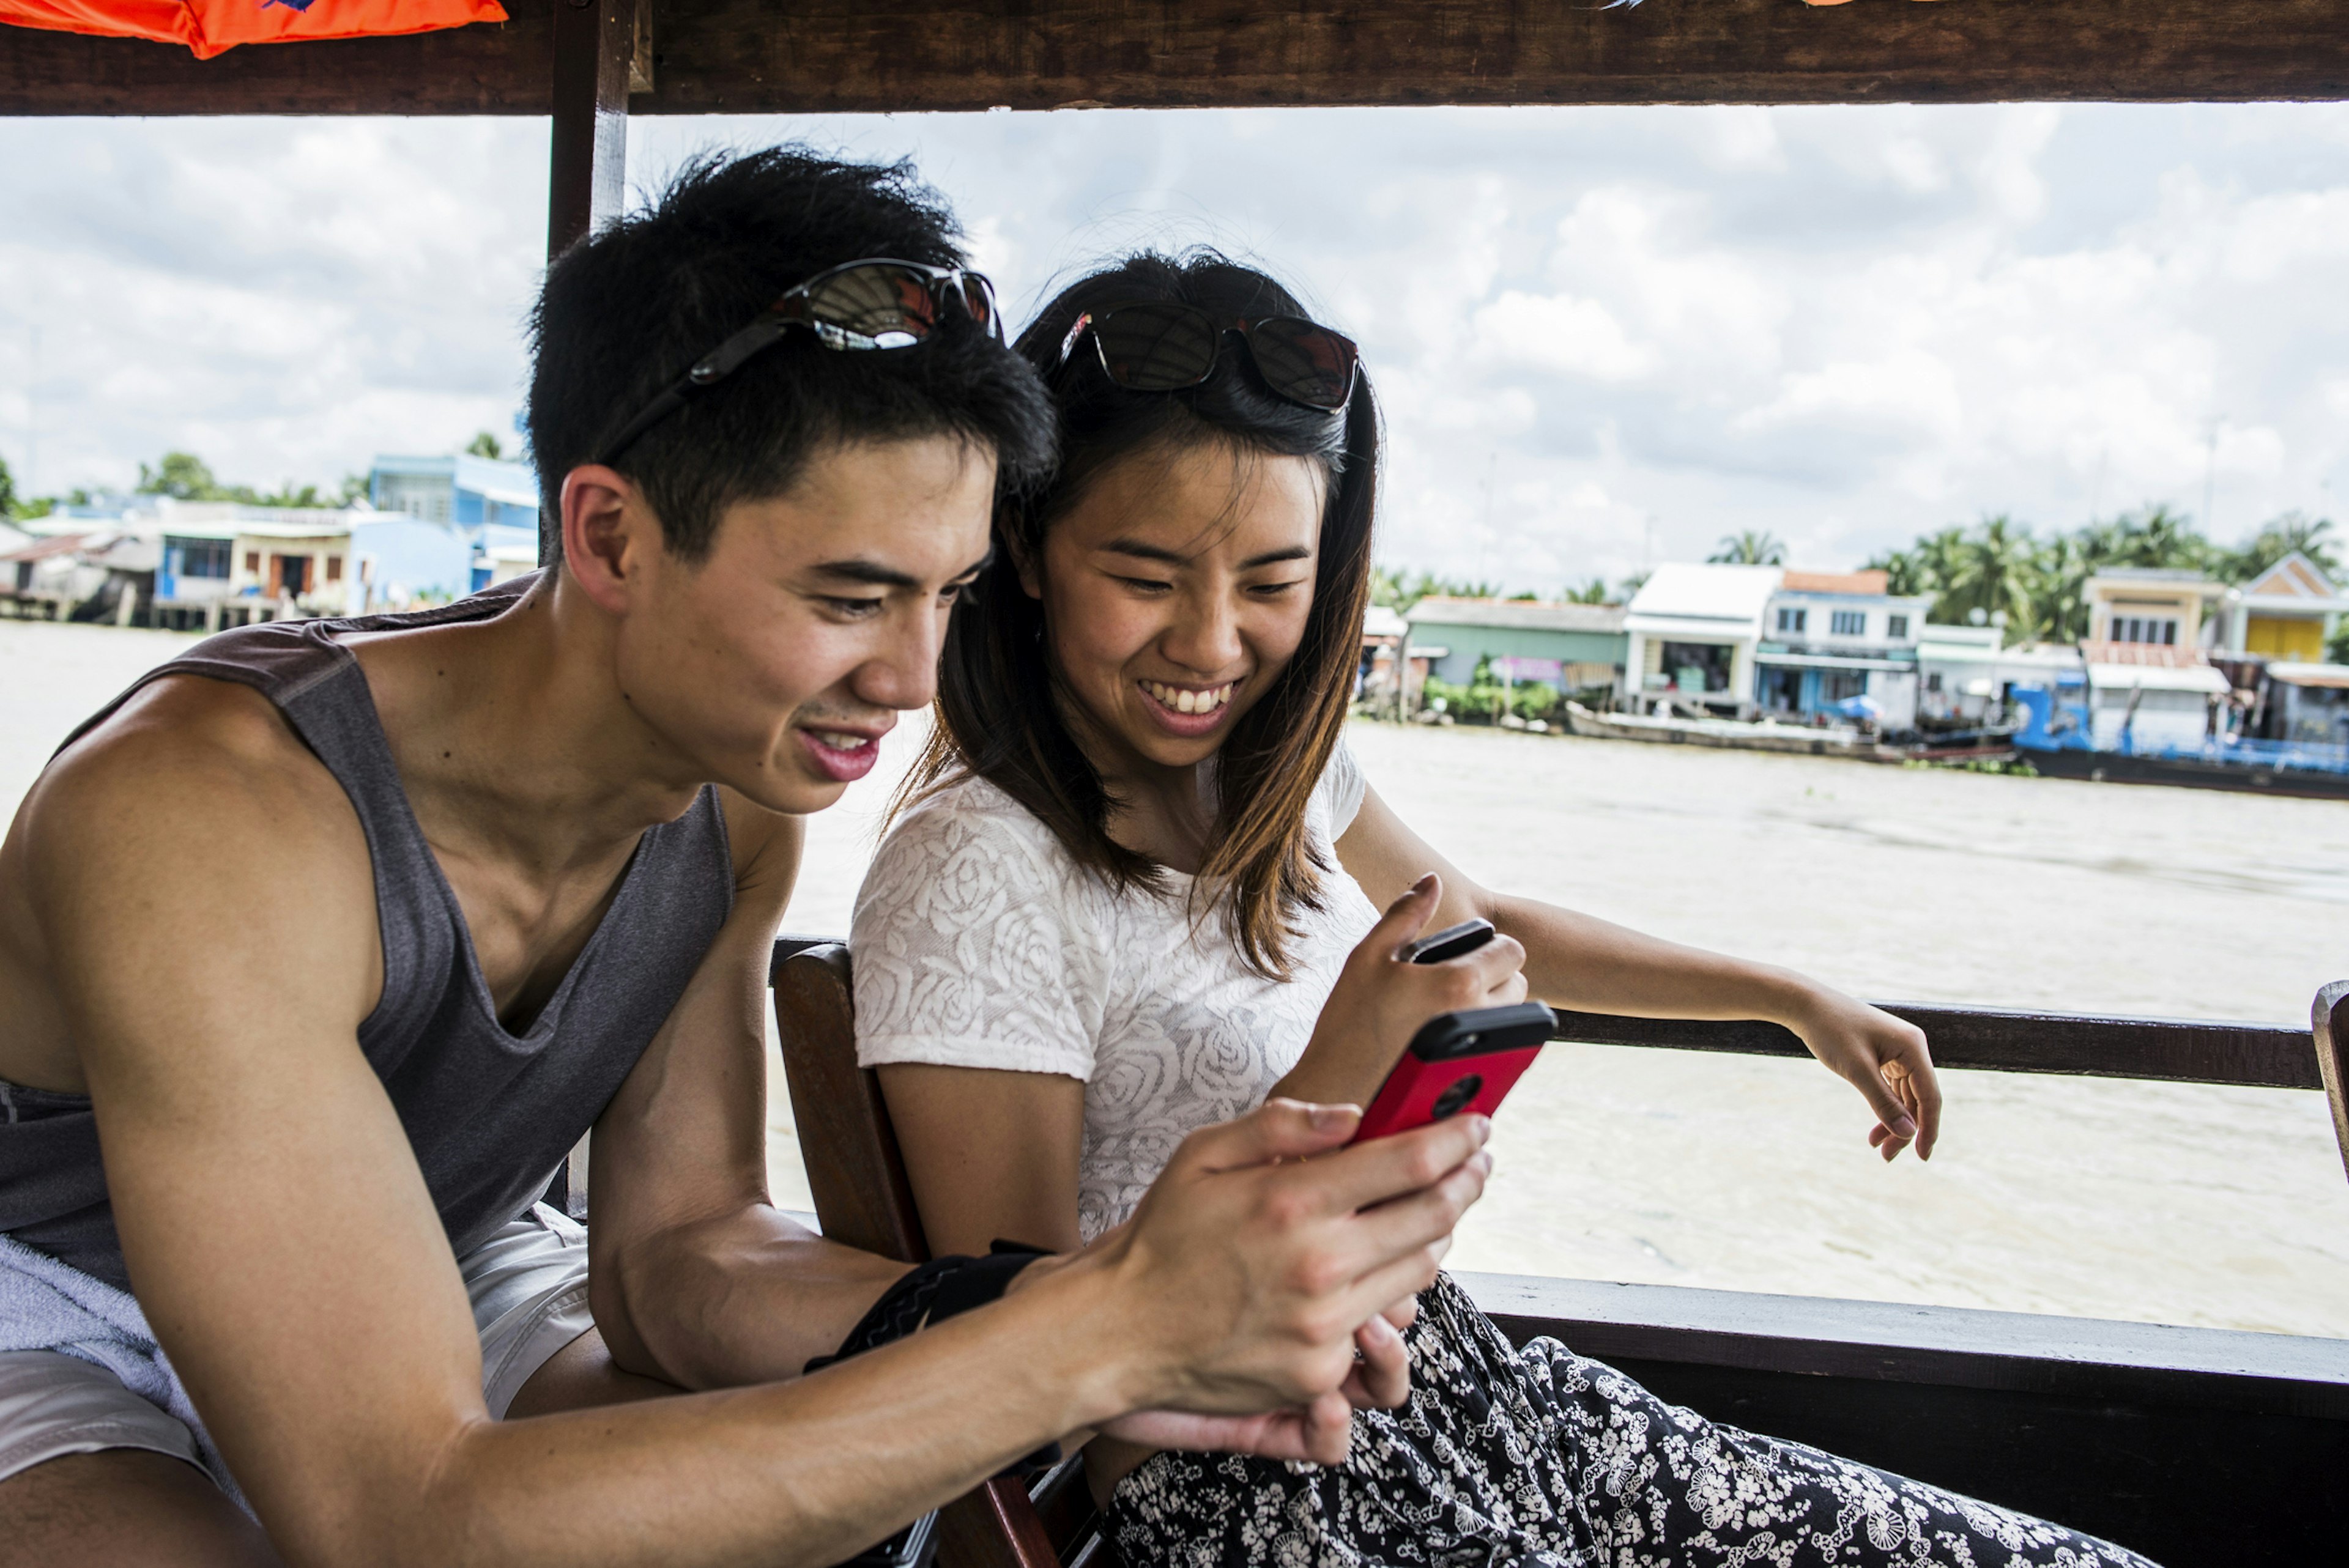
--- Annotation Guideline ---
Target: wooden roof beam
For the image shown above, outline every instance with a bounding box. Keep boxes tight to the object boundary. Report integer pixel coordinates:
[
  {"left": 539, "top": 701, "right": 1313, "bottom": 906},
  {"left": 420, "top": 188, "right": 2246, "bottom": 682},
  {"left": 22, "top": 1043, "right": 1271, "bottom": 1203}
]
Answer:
[{"left": 7, "top": 0, "right": 2349, "bottom": 118}]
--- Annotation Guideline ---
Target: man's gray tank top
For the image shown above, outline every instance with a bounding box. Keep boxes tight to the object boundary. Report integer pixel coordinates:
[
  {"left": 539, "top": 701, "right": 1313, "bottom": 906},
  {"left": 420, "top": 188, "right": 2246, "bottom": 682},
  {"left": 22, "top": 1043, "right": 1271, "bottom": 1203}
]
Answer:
[{"left": 0, "top": 577, "right": 735, "bottom": 1290}]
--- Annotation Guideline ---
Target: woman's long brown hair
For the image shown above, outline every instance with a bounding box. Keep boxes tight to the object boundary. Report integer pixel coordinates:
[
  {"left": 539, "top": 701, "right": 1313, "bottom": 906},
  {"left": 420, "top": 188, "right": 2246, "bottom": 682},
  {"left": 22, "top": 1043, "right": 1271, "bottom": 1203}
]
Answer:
[{"left": 899, "top": 251, "right": 1380, "bottom": 979}]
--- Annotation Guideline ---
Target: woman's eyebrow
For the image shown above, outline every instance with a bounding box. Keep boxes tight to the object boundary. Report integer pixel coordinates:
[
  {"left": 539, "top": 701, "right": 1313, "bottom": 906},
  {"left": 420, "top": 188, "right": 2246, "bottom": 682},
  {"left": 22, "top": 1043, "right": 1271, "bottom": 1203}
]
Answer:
[
  {"left": 1097, "top": 539, "right": 1312, "bottom": 569},
  {"left": 1098, "top": 538, "right": 1189, "bottom": 566},
  {"left": 1238, "top": 545, "right": 1313, "bottom": 568}
]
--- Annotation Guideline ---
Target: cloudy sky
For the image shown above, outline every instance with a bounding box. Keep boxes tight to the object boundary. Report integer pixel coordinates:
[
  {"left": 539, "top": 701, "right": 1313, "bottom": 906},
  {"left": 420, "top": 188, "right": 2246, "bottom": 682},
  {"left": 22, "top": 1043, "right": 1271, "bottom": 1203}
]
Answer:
[{"left": 4, "top": 102, "right": 2348, "bottom": 591}]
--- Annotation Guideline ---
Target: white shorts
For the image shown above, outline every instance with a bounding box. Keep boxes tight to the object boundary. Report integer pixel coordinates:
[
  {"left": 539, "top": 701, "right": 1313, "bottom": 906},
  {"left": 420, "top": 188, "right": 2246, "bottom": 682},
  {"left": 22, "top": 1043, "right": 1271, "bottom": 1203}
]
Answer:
[{"left": 0, "top": 1203, "right": 594, "bottom": 1491}]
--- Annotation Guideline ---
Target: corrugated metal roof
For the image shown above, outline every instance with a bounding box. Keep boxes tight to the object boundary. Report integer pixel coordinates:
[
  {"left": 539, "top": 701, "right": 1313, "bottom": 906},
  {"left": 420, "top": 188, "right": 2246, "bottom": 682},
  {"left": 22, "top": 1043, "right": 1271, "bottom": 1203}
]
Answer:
[
  {"left": 2085, "top": 662, "right": 2230, "bottom": 694},
  {"left": 2268, "top": 662, "right": 2349, "bottom": 689},
  {"left": 1625, "top": 562, "right": 1781, "bottom": 623},
  {"left": 1405, "top": 597, "right": 1626, "bottom": 634}
]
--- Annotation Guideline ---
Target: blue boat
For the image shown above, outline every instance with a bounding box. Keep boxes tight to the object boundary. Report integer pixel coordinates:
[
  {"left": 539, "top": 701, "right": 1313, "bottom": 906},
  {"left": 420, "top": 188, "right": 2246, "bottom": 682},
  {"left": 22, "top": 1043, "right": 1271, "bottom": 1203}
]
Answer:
[{"left": 2013, "top": 682, "right": 2349, "bottom": 799}]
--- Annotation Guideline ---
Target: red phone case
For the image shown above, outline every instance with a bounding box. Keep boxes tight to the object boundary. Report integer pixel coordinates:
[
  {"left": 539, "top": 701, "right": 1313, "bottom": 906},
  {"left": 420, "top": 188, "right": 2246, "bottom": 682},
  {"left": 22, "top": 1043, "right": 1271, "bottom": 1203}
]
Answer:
[{"left": 1350, "top": 1002, "right": 1554, "bottom": 1142}]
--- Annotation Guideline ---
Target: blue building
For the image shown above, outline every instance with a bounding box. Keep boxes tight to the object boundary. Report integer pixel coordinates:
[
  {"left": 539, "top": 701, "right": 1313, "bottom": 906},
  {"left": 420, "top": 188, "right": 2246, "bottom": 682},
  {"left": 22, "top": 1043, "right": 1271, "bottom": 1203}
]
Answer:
[{"left": 369, "top": 453, "right": 542, "bottom": 592}]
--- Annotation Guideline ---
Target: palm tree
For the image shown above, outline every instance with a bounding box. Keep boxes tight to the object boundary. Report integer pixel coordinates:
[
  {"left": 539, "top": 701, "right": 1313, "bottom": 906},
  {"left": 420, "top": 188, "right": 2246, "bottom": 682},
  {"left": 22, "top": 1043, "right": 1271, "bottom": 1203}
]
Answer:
[
  {"left": 2219, "top": 511, "right": 2340, "bottom": 582},
  {"left": 1940, "top": 516, "right": 2036, "bottom": 636},
  {"left": 2101, "top": 503, "right": 2213, "bottom": 572},
  {"left": 1708, "top": 529, "right": 1786, "bottom": 566},
  {"left": 1560, "top": 577, "right": 1613, "bottom": 605}
]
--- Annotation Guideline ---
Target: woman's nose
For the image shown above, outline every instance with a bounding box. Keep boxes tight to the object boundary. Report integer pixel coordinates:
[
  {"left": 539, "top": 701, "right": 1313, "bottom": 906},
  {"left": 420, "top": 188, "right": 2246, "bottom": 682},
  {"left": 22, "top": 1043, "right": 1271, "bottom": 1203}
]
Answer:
[{"left": 1163, "top": 591, "right": 1244, "bottom": 672}]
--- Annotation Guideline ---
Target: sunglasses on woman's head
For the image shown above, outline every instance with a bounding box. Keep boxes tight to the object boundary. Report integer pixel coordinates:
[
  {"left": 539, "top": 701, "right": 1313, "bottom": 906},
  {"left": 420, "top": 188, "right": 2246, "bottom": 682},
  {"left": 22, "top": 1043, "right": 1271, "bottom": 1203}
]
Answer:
[
  {"left": 1057, "top": 303, "right": 1360, "bottom": 412},
  {"left": 598, "top": 258, "right": 1001, "bottom": 464}
]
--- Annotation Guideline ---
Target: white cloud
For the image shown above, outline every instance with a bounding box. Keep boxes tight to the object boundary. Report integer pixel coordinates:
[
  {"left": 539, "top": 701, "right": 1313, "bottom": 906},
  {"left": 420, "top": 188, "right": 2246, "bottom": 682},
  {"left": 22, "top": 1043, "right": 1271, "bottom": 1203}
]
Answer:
[{"left": 4, "top": 102, "right": 2348, "bottom": 591}]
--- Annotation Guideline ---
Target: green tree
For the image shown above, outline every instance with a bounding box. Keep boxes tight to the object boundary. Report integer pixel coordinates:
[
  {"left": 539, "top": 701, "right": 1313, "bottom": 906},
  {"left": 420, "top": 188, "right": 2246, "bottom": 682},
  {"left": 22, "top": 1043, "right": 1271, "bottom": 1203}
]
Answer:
[
  {"left": 0, "top": 455, "right": 15, "bottom": 517},
  {"left": 1370, "top": 566, "right": 1503, "bottom": 613},
  {"left": 2216, "top": 511, "right": 2340, "bottom": 583},
  {"left": 1939, "top": 515, "right": 2037, "bottom": 633},
  {"left": 1560, "top": 576, "right": 1614, "bottom": 605},
  {"left": 1707, "top": 528, "right": 1786, "bottom": 566},
  {"left": 2094, "top": 503, "right": 2214, "bottom": 572},
  {"left": 466, "top": 431, "right": 505, "bottom": 460},
  {"left": 133, "top": 450, "right": 359, "bottom": 509},
  {"left": 2025, "top": 530, "right": 2097, "bottom": 643},
  {"left": 138, "top": 450, "right": 226, "bottom": 501}
]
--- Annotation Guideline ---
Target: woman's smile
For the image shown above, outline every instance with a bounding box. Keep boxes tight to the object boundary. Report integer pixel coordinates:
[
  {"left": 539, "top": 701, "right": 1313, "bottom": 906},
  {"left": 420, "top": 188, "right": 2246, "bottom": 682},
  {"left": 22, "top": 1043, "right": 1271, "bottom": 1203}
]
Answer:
[{"left": 1137, "top": 678, "right": 1239, "bottom": 734}]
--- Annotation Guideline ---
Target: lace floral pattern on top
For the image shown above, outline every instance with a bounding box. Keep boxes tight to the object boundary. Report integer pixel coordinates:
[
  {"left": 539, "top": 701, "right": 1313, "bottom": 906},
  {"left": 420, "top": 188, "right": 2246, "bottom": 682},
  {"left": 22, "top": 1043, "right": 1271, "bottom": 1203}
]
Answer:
[{"left": 851, "top": 747, "right": 1379, "bottom": 1241}]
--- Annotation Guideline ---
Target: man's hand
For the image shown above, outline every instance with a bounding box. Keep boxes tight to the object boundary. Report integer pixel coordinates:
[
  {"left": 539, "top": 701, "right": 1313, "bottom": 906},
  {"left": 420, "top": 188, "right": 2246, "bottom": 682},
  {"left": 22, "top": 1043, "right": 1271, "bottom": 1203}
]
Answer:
[
  {"left": 1097, "top": 1309, "right": 1412, "bottom": 1463},
  {"left": 1785, "top": 988, "right": 1942, "bottom": 1162},
  {"left": 1069, "top": 1098, "right": 1491, "bottom": 1464}
]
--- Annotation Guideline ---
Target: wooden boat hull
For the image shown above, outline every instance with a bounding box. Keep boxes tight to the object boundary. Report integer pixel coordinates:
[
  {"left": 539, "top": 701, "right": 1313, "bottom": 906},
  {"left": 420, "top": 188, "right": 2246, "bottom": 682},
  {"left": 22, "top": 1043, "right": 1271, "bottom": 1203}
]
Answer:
[
  {"left": 2021, "top": 744, "right": 2349, "bottom": 800},
  {"left": 1562, "top": 701, "right": 1881, "bottom": 758}
]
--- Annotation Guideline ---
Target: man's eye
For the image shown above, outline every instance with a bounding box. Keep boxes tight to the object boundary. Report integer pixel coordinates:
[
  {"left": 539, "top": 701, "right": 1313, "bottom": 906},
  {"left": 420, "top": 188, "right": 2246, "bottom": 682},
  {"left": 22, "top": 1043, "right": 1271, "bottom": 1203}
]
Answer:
[{"left": 826, "top": 597, "right": 885, "bottom": 618}]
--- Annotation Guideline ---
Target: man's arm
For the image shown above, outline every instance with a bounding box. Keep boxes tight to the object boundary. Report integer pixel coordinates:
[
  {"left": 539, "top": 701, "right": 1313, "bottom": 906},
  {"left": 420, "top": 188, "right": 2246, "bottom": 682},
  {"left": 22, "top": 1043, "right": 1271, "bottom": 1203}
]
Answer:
[
  {"left": 583, "top": 794, "right": 912, "bottom": 1388},
  {"left": 31, "top": 706, "right": 1487, "bottom": 1566}
]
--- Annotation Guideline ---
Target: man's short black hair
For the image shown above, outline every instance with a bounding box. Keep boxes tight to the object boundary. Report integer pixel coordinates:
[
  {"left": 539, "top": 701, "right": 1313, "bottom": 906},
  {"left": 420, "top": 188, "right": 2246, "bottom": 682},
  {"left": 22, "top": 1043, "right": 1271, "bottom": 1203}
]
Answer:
[{"left": 526, "top": 148, "right": 1056, "bottom": 562}]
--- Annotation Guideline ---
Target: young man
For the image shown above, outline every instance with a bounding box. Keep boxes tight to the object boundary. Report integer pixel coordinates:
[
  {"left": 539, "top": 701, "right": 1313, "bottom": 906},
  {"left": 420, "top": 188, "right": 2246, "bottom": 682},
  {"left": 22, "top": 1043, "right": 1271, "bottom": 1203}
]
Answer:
[{"left": 0, "top": 151, "right": 1495, "bottom": 1567}]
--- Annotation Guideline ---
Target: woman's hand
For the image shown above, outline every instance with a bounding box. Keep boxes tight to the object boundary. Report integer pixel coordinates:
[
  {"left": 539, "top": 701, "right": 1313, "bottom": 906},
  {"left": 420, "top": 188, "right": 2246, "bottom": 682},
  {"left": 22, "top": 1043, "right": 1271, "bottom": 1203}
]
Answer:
[
  {"left": 1096, "top": 1309, "right": 1415, "bottom": 1463},
  {"left": 1271, "top": 874, "right": 1528, "bottom": 1110},
  {"left": 1783, "top": 986, "right": 1942, "bottom": 1161}
]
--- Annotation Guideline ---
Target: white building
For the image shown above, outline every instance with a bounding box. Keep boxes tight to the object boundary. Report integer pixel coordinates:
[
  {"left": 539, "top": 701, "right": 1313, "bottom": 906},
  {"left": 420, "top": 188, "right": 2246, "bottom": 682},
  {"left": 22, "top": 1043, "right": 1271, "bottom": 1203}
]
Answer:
[
  {"left": 1754, "top": 570, "right": 1930, "bottom": 731},
  {"left": 1623, "top": 563, "right": 1927, "bottom": 728},
  {"left": 2080, "top": 642, "right": 2231, "bottom": 752},
  {"left": 1916, "top": 622, "right": 2086, "bottom": 727},
  {"left": 1621, "top": 563, "right": 1780, "bottom": 715}
]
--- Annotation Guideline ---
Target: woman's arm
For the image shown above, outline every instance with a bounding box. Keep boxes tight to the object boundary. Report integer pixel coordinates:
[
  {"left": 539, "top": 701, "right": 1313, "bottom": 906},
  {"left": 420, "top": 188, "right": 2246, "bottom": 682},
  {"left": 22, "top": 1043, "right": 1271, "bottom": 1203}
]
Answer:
[
  {"left": 1332, "top": 785, "right": 1940, "bottom": 1161},
  {"left": 877, "top": 1065, "right": 1089, "bottom": 1256}
]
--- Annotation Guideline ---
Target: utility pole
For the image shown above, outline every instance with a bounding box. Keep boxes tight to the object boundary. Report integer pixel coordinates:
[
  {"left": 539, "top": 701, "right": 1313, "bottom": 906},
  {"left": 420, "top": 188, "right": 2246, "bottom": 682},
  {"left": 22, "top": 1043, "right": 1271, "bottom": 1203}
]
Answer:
[
  {"left": 2202, "top": 417, "right": 2224, "bottom": 536},
  {"left": 24, "top": 325, "right": 38, "bottom": 500}
]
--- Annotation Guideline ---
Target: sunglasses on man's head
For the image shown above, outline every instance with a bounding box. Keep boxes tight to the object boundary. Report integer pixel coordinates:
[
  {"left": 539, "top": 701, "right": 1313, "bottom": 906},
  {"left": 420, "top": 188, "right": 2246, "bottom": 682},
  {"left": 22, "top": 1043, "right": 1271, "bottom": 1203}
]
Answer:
[
  {"left": 599, "top": 257, "right": 1002, "bottom": 464},
  {"left": 1056, "top": 303, "right": 1360, "bottom": 413}
]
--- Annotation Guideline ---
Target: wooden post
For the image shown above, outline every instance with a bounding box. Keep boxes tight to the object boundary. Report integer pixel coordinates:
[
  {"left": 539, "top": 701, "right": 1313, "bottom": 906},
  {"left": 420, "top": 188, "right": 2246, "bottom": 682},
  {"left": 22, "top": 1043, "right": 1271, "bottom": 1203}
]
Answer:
[
  {"left": 542, "top": 0, "right": 636, "bottom": 574},
  {"left": 547, "top": 0, "right": 633, "bottom": 264},
  {"left": 2315, "top": 980, "right": 2349, "bottom": 1189},
  {"left": 546, "top": 6, "right": 635, "bottom": 1200}
]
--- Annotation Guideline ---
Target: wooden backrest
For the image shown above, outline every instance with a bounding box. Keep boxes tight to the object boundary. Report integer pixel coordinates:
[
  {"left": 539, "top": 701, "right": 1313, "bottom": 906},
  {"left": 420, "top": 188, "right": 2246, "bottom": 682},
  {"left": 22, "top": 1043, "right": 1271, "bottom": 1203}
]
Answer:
[
  {"left": 771, "top": 941, "right": 1103, "bottom": 1568},
  {"left": 773, "top": 941, "right": 929, "bottom": 1263},
  {"left": 2315, "top": 980, "right": 2349, "bottom": 1190}
]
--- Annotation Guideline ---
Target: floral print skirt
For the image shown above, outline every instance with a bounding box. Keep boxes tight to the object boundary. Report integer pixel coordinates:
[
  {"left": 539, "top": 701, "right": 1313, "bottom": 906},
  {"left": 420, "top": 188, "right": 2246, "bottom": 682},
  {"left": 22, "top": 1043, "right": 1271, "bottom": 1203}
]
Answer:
[{"left": 1110, "top": 1273, "right": 2159, "bottom": 1568}]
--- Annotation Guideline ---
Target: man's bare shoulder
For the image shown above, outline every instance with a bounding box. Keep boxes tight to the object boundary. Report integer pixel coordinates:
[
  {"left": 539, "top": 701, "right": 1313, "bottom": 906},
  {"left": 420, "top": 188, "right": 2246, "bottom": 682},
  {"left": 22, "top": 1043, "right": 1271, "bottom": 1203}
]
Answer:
[
  {"left": 6, "top": 674, "right": 383, "bottom": 1084},
  {"left": 25, "top": 673, "right": 360, "bottom": 859}
]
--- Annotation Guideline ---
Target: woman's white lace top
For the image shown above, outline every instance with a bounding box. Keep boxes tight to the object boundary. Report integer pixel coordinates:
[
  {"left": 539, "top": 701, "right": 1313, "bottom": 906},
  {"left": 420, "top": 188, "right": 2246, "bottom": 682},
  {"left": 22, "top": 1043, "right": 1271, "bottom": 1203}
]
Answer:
[{"left": 852, "top": 746, "right": 1383, "bottom": 1240}]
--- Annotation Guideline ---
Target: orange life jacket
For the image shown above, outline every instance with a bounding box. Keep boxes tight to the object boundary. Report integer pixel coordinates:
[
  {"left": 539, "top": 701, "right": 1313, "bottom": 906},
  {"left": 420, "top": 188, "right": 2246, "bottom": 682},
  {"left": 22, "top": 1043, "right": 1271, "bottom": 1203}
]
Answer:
[{"left": 0, "top": 0, "right": 507, "bottom": 61}]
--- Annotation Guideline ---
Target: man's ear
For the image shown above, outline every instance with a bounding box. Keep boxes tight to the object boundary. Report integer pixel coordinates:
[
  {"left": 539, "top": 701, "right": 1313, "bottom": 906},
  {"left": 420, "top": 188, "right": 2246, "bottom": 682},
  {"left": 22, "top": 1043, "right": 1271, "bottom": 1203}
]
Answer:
[{"left": 560, "top": 465, "right": 658, "bottom": 615}]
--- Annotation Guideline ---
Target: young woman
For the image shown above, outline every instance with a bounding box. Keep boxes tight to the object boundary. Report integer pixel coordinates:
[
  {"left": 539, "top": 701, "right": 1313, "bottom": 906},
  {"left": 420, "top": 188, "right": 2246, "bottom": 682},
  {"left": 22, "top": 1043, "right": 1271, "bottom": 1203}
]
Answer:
[{"left": 849, "top": 253, "right": 2154, "bottom": 1567}]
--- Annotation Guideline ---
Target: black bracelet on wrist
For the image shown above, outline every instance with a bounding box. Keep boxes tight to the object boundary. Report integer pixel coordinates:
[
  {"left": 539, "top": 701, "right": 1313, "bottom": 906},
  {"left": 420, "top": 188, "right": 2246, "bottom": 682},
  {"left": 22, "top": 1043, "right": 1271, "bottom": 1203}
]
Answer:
[{"left": 804, "top": 1241, "right": 1061, "bottom": 1479}]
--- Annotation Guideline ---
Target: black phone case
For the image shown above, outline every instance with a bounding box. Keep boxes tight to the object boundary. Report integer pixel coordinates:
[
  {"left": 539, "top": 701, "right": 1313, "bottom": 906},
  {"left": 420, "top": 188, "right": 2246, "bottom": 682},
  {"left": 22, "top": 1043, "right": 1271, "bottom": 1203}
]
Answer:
[
  {"left": 1406, "top": 918, "right": 1496, "bottom": 965},
  {"left": 1406, "top": 1000, "right": 1557, "bottom": 1062}
]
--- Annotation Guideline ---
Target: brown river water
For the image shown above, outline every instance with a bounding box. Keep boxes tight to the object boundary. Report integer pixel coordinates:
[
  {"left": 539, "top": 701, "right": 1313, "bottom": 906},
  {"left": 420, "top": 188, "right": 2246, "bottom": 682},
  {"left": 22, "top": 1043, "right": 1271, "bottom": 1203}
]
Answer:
[{"left": 7, "top": 621, "right": 2343, "bottom": 1337}]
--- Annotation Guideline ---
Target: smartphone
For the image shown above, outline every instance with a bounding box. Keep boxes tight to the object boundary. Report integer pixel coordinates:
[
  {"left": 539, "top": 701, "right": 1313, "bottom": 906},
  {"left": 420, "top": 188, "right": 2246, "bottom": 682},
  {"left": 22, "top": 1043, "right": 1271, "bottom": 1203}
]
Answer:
[
  {"left": 1350, "top": 1000, "right": 1556, "bottom": 1142},
  {"left": 1402, "top": 917, "right": 1496, "bottom": 966}
]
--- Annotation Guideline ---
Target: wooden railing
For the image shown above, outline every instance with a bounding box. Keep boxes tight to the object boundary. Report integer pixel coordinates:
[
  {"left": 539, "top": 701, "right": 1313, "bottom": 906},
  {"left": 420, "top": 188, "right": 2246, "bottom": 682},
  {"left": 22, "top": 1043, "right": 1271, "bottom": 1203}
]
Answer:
[{"left": 777, "top": 934, "right": 2348, "bottom": 1167}]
